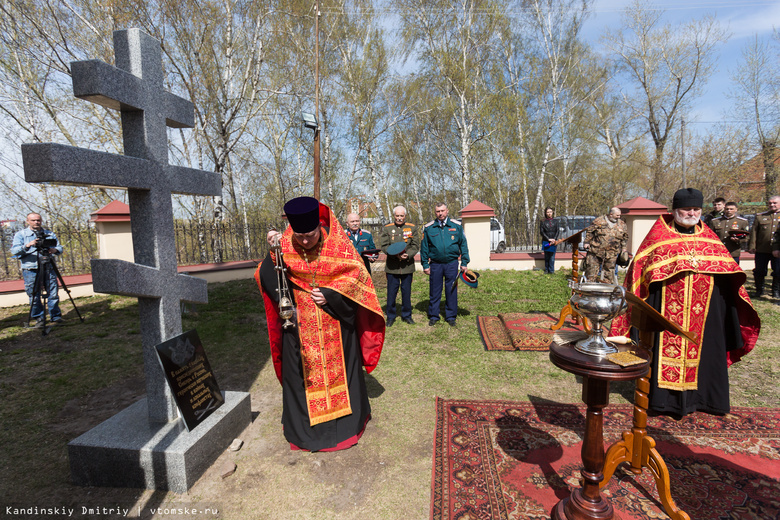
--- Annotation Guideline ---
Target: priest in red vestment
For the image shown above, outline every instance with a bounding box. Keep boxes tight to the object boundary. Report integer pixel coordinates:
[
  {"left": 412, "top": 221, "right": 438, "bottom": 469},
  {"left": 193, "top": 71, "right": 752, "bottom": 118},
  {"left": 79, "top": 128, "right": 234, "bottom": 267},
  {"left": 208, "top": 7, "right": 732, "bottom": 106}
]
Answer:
[
  {"left": 611, "top": 188, "right": 760, "bottom": 419},
  {"left": 256, "top": 197, "right": 385, "bottom": 451}
]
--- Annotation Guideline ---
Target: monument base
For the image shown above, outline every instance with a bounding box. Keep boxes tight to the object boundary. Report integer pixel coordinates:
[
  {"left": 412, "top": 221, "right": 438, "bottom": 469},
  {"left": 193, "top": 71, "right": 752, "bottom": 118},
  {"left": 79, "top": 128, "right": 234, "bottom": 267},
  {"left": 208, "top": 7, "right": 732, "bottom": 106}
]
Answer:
[{"left": 68, "top": 390, "right": 251, "bottom": 493}]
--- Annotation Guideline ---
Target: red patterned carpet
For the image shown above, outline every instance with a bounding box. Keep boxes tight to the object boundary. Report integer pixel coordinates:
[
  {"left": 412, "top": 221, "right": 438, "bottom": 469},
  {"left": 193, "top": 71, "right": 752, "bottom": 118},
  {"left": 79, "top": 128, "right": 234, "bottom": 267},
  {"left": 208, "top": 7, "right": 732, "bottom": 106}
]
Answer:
[
  {"left": 477, "top": 313, "right": 584, "bottom": 351},
  {"left": 431, "top": 399, "right": 780, "bottom": 520}
]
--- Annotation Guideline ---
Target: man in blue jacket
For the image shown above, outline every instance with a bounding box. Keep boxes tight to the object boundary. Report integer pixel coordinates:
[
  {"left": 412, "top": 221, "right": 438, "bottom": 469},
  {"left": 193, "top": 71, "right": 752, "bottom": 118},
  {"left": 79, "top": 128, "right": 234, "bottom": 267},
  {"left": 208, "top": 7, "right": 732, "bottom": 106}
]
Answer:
[
  {"left": 421, "top": 203, "right": 469, "bottom": 326},
  {"left": 345, "top": 213, "right": 377, "bottom": 273},
  {"left": 11, "top": 212, "right": 64, "bottom": 327}
]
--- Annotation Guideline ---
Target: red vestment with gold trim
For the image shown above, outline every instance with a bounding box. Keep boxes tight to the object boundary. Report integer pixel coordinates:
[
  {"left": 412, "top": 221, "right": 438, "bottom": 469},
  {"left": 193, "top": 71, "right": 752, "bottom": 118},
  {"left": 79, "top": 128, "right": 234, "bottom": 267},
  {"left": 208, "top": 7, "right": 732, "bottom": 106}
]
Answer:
[
  {"left": 611, "top": 215, "right": 759, "bottom": 416},
  {"left": 256, "top": 203, "right": 385, "bottom": 450}
]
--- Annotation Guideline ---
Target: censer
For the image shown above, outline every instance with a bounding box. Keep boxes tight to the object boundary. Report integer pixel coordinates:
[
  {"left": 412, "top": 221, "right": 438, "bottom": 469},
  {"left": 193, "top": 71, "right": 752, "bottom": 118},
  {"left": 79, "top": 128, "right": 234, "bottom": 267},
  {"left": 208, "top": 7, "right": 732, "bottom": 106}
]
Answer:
[{"left": 271, "top": 235, "right": 296, "bottom": 329}]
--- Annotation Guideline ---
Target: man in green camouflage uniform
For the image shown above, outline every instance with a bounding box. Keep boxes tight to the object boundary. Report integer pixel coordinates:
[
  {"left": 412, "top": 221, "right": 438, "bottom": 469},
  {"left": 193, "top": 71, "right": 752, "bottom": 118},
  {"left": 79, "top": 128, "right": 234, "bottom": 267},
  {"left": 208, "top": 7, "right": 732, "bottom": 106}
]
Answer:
[
  {"left": 710, "top": 202, "right": 749, "bottom": 265},
  {"left": 583, "top": 207, "right": 628, "bottom": 283}
]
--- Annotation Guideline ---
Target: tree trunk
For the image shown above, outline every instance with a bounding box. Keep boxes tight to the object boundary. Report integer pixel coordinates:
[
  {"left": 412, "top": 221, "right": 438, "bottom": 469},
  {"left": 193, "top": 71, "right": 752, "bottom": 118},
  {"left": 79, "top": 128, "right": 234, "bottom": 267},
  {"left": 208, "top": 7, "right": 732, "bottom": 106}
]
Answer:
[{"left": 763, "top": 142, "right": 777, "bottom": 201}]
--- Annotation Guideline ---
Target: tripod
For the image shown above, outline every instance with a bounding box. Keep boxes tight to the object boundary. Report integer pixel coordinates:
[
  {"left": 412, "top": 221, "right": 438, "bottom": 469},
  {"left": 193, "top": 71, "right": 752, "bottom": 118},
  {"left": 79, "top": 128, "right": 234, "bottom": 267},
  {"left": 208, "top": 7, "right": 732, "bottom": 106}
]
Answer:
[{"left": 27, "top": 250, "right": 83, "bottom": 335}]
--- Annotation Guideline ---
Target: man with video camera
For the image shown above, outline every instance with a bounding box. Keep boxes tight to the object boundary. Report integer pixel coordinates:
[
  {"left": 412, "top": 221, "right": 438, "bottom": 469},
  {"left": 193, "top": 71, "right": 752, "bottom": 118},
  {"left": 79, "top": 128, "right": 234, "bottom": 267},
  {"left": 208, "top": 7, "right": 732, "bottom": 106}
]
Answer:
[{"left": 11, "top": 213, "right": 64, "bottom": 327}]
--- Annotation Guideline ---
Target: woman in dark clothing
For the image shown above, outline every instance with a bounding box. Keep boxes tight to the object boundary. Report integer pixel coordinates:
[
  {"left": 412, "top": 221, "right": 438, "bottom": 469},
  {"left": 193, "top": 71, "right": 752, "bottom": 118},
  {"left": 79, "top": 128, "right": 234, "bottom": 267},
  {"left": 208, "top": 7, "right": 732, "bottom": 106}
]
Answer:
[{"left": 539, "top": 207, "right": 560, "bottom": 274}]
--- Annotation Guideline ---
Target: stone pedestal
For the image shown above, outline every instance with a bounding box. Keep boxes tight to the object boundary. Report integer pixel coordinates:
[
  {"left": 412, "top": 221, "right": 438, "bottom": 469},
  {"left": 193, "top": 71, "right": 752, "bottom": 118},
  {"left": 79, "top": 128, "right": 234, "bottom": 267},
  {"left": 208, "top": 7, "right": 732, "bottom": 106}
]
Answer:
[
  {"left": 68, "top": 390, "right": 251, "bottom": 493},
  {"left": 459, "top": 200, "right": 495, "bottom": 270}
]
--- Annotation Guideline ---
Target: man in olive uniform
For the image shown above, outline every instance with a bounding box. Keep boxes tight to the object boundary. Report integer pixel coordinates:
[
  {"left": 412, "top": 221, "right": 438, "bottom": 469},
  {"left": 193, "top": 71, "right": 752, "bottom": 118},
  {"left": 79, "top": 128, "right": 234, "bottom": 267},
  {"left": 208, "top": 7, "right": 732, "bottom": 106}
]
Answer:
[
  {"left": 345, "top": 213, "right": 377, "bottom": 273},
  {"left": 421, "top": 203, "right": 469, "bottom": 327},
  {"left": 703, "top": 197, "right": 726, "bottom": 229},
  {"left": 711, "top": 202, "right": 749, "bottom": 265},
  {"left": 583, "top": 207, "right": 629, "bottom": 283},
  {"left": 378, "top": 206, "right": 420, "bottom": 326},
  {"left": 748, "top": 195, "right": 780, "bottom": 297}
]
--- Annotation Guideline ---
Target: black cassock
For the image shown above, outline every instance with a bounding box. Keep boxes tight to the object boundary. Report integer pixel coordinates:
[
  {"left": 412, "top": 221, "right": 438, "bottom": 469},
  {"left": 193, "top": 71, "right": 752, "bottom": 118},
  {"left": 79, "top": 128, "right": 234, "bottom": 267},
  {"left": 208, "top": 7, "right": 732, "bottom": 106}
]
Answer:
[
  {"left": 642, "top": 275, "right": 743, "bottom": 419},
  {"left": 259, "top": 255, "right": 371, "bottom": 451}
]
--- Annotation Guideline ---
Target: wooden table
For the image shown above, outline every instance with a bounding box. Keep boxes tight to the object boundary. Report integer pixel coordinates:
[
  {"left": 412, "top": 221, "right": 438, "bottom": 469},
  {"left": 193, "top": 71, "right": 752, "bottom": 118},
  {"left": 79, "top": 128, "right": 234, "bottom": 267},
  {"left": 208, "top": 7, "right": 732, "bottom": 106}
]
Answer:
[{"left": 549, "top": 341, "right": 651, "bottom": 520}]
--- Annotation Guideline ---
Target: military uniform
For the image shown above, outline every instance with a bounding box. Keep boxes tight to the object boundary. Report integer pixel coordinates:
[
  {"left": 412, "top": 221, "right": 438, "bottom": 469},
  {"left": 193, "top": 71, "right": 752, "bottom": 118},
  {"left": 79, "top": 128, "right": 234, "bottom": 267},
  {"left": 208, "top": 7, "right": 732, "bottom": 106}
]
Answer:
[
  {"left": 421, "top": 217, "right": 469, "bottom": 324},
  {"left": 711, "top": 215, "right": 749, "bottom": 264},
  {"left": 345, "top": 228, "right": 376, "bottom": 273},
  {"left": 748, "top": 210, "right": 780, "bottom": 297},
  {"left": 702, "top": 209, "right": 724, "bottom": 230},
  {"left": 584, "top": 215, "right": 628, "bottom": 283},
  {"left": 378, "top": 221, "right": 420, "bottom": 324}
]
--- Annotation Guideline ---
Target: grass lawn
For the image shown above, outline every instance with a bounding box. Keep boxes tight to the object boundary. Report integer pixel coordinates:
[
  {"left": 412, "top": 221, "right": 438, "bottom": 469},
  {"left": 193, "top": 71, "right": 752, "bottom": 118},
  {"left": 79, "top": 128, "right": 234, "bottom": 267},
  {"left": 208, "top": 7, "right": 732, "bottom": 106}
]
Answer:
[{"left": 1, "top": 268, "right": 778, "bottom": 519}]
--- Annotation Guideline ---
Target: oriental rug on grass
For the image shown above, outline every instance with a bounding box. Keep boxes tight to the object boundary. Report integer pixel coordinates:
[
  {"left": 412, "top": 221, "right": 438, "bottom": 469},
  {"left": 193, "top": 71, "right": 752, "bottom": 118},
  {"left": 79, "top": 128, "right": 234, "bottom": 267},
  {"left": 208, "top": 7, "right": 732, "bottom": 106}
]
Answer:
[
  {"left": 477, "top": 312, "right": 585, "bottom": 351},
  {"left": 431, "top": 398, "right": 780, "bottom": 520}
]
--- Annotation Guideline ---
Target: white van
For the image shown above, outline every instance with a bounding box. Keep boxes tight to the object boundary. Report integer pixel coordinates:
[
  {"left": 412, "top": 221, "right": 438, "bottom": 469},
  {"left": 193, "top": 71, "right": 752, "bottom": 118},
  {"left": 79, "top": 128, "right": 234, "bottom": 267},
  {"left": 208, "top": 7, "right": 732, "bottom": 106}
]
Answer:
[{"left": 490, "top": 218, "right": 506, "bottom": 253}]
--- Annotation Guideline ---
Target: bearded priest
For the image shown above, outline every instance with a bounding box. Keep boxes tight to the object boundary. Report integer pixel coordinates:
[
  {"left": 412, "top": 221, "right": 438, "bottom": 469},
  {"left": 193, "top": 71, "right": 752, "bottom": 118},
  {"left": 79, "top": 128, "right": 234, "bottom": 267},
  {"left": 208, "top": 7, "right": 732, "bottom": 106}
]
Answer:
[
  {"left": 256, "top": 197, "right": 385, "bottom": 451},
  {"left": 611, "top": 188, "right": 760, "bottom": 420}
]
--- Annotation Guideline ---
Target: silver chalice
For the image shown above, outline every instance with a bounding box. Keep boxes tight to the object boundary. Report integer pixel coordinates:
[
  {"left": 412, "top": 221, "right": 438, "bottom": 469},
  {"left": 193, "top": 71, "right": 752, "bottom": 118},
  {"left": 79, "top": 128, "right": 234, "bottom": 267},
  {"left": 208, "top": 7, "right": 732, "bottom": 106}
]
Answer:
[{"left": 569, "top": 281, "right": 627, "bottom": 357}]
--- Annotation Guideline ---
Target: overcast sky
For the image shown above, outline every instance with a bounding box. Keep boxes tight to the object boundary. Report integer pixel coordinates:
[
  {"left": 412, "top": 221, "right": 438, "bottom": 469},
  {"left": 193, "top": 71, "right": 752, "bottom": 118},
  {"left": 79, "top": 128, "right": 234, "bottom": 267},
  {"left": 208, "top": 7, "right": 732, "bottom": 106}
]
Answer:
[{"left": 582, "top": 0, "right": 780, "bottom": 135}]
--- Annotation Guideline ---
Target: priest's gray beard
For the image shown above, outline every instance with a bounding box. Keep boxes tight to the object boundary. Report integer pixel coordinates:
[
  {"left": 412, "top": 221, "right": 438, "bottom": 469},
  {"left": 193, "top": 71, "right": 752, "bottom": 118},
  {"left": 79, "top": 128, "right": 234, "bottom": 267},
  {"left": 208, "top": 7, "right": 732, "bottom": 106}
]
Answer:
[{"left": 673, "top": 210, "right": 701, "bottom": 228}]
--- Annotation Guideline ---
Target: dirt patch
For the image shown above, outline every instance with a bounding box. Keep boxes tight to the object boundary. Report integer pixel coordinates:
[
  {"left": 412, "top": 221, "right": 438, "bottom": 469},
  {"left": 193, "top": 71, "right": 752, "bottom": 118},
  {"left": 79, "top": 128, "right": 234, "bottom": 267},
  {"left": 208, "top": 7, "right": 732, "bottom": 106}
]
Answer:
[{"left": 50, "top": 376, "right": 146, "bottom": 436}]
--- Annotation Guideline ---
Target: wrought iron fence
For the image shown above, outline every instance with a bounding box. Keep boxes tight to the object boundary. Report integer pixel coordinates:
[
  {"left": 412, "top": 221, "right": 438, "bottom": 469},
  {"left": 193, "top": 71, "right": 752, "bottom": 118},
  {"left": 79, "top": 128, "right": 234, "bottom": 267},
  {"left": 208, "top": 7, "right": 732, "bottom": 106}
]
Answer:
[
  {"left": 1, "top": 219, "right": 280, "bottom": 282},
  {"left": 1, "top": 217, "right": 559, "bottom": 283},
  {"left": 173, "top": 218, "right": 276, "bottom": 265},
  {"left": 0, "top": 224, "right": 98, "bottom": 282}
]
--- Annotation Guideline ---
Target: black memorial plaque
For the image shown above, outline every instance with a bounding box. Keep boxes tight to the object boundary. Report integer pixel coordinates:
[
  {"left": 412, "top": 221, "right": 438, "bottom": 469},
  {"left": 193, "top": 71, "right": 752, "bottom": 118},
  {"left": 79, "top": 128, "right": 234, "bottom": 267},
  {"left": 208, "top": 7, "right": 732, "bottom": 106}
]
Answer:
[{"left": 155, "top": 329, "right": 224, "bottom": 431}]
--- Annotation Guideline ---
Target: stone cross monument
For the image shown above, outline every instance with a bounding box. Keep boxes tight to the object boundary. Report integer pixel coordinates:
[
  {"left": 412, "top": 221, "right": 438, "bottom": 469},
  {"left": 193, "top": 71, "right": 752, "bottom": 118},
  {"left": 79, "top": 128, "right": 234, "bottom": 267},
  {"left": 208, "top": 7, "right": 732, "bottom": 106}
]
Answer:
[{"left": 22, "top": 29, "right": 250, "bottom": 492}]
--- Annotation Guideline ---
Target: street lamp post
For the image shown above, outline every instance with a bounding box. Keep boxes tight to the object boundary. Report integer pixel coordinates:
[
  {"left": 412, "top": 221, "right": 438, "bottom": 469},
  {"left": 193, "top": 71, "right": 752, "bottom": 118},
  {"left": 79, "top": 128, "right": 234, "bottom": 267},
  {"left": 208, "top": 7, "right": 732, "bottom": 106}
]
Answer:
[{"left": 313, "top": 0, "right": 320, "bottom": 199}]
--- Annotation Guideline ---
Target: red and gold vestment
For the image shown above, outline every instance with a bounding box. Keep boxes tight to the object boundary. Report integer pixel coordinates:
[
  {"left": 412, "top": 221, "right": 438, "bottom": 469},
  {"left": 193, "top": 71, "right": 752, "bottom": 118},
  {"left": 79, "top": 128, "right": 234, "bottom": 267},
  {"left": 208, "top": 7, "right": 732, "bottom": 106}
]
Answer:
[{"left": 611, "top": 215, "right": 759, "bottom": 392}]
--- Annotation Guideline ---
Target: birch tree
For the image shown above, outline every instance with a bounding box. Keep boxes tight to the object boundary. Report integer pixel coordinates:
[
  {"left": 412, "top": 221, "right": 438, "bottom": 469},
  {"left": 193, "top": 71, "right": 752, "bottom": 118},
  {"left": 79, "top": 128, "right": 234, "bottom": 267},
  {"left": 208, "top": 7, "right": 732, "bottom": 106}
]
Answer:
[
  {"left": 603, "top": 0, "right": 727, "bottom": 201},
  {"left": 397, "top": 0, "right": 504, "bottom": 206},
  {"left": 512, "top": 0, "right": 590, "bottom": 237},
  {"left": 729, "top": 34, "right": 780, "bottom": 199}
]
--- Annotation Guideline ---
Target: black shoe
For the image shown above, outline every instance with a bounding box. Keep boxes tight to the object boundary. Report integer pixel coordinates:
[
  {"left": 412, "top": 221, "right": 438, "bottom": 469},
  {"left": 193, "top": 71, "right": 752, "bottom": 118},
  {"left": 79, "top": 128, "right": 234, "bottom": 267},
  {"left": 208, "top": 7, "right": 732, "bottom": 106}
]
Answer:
[
  {"left": 51, "top": 317, "right": 65, "bottom": 324},
  {"left": 386, "top": 318, "right": 395, "bottom": 327},
  {"left": 402, "top": 317, "right": 415, "bottom": 325},
  {"left": 428, "top": 319, "right": 437, "bottom": 326},
  {"left": 447, "top": 320, "right": 457, "bottom": 327}
]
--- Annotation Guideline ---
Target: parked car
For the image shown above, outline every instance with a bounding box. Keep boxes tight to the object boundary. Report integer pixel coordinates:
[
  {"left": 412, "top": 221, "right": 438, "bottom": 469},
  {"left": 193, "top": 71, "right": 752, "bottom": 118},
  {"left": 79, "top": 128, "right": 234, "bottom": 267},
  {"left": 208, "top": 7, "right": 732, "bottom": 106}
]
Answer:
[
  {"left": 490, "top": 218, "right": 506, "bottom": 253},
  {"left": 556, "top": 215, "right": 596, "bottom": 252}
]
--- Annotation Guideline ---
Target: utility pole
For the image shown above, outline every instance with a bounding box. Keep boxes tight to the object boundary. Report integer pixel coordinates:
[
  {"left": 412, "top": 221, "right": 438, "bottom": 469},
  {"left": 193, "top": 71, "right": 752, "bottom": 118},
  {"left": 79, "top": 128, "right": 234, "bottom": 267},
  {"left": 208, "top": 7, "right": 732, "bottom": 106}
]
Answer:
[
  {"left": 313, "top": 0, "right": 321, "bottom": 200},
  {"left": 681, "top": 117, "right": 686, "bottom": 189}
]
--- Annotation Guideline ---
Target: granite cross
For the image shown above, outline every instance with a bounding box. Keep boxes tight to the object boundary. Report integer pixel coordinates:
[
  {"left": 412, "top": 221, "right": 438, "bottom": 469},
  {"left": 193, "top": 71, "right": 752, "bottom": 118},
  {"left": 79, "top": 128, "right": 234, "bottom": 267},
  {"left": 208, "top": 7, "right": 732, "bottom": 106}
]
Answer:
[{"left": 22, "top": 29, "right": 221, "bottom": 423}]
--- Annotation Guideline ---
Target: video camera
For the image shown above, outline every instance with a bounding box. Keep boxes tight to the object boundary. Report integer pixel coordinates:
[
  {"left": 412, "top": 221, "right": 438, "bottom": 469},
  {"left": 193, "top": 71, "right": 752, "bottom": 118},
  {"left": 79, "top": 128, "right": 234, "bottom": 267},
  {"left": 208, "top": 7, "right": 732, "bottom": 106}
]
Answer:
[{"left": 34, "top": 229, "right": 58, "bottom": 253}]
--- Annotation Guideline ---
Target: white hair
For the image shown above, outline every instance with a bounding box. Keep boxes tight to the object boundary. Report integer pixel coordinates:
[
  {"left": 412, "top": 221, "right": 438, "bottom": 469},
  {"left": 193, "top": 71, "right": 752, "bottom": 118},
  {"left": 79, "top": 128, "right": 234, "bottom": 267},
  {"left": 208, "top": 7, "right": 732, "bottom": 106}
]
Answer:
[
  {"left": 392, "top": 206, "right": 407, "bottom": 215},
  {"left": 673, "top": 208, "right": 701, "bottom": 228}
]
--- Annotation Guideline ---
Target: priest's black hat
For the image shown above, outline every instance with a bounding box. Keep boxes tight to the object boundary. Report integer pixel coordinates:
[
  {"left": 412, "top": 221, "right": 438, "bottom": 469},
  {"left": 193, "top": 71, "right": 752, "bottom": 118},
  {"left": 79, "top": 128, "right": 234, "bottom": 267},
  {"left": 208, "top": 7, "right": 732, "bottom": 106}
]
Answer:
[
  {"left": 672, "top": 188, "right": 703, "bottom": 209},
  {"left": 284, "top": 197, "right": 320, "bottom": 233}
]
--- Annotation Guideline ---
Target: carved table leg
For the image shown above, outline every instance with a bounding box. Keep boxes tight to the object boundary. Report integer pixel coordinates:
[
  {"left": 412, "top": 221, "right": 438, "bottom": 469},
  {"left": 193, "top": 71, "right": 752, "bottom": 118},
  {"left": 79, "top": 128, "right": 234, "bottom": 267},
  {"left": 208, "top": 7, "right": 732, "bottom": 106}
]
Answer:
[
  {"left": 601, "top": 370, "right": 690, "bottom": 520},
  {"left": 553, "top": 377, "right": 614, "bottom": 520}
]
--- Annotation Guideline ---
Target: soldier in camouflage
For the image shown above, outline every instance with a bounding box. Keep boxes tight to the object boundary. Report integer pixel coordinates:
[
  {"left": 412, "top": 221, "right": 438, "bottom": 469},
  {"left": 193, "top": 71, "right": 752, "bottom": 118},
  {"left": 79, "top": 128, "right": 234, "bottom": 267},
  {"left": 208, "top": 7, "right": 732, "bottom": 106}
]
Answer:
[{"left": 583, "top": 207, "right": 628, "bottom": 283}]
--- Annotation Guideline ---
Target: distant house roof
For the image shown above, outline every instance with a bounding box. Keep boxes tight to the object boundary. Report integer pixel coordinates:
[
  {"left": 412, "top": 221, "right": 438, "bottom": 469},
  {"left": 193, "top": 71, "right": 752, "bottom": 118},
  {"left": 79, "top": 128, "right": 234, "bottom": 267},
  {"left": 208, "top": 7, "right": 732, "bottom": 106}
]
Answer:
[{"left": 727, "top": 147, "right": 780, "bottom": 203}]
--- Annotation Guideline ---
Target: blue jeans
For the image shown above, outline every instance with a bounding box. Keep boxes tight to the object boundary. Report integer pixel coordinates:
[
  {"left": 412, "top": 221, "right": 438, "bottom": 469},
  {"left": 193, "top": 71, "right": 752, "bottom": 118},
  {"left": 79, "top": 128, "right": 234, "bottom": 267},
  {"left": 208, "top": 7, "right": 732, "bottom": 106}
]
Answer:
[
  {"left": 544, "top": 251, "right": 556, "bottom": 273},
  {"left": 428, "top": 261, "right": 459, "bottom": 322},
  {"left": 23, "top": 267, "right": 61, "bottom": 320},
  {"left": 386, "top": 273, "right": 413, "bottom": 321}
]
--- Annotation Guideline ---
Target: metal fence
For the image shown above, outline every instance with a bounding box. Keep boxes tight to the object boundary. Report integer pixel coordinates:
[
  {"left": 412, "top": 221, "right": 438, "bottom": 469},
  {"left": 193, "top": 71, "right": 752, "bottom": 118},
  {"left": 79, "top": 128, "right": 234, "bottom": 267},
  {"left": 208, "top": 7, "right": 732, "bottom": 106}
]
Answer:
[
  {"left": 0, "top": 224, "right": 98, "bottom": 282},
  {"left": 173, "top": 218, "right": 276, "bottom": 265},
  {"left": 1, "top": 217, "right": 559, "bottom": 282},
  {"left": 0, "top": 219, "right": 279, "bottom": 282}
]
